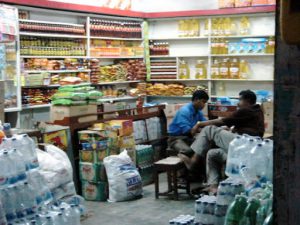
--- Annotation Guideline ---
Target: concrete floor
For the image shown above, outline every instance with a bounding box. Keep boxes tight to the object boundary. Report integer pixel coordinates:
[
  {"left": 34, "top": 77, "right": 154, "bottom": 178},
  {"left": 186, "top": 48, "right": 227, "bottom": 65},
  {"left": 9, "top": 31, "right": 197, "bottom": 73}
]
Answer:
[{"left": 81, "top": 173, "right": 197, "bottom": 225}]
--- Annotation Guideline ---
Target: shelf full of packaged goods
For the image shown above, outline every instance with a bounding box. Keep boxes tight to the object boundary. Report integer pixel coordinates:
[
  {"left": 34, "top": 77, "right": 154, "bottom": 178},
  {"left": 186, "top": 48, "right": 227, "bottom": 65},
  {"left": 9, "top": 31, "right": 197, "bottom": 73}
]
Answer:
[
  {"left": 149, "top": 37, "right": 208, "bottom": 40},
  {"left": 20, "top": 56, "right": 89, "bottom": 59},
  {"left": 23, "top": 70, "right": 91, "bottom": 73},
  {"left": 19, "top": 19, "right": 85, "bottom": 27},
  {"left": 211, "top": 54, "right": 274, "bottom": 57},
  {"left": 211, "top": 95, "right": 239, "bottom": 98},
  {"left": 210, "top": 34, "right": 275, "bottom": 39},
  {"left": 90, "top": 56, "right": 144, "bottom": 59},
  {"left": 22, "top": 85, "right": 61, "bottom": 89},
  {"left": 99, "top": 96, "right": 138, "bottom": 102},
  {"left": 91, "top": 80, "right": 141, "bottom": 85},
  {"left": 210, "top": 79, "right": 274, "bottom": 82},
  {"left": 22, "top": 104, "right": 52, "bottom": 110},
  {"left": 147, "top": 95, "right": 192, "bottom": 98},
  {"left": 148, "top": 79, "right": 210, "bottom": 82},
  {"left": 150, "top": 66, "right": 177, "bottom": 69},
  {"left": 90, "top": 36, "right": 143, "bottom": 41},
  {"left": 19, "top": 32, "right": 88, "bottom": 39}
]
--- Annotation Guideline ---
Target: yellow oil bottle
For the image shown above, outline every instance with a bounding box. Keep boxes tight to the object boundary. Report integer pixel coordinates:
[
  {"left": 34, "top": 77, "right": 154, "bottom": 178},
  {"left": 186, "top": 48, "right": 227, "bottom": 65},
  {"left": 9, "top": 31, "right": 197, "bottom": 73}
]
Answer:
[
  {"left": 224, "top": 17, "right": 231, "bottom": 36},
  {"left": 219, "top": 59, "right": 229, "bottom": 79},
  {"left": 266, "top": 36, "right": 275, "bottom": 54},
  {"left": 195, "top": 60, "right": 207, "bottom": 79},
  {"left": 212, "top": 18, "right": 218, "bottom": 36},
  {"left": 179, "top": 60, "right": 190, "bottom": 79},
  {"left": 239, "top": 59, "right": 249, "bottom": 79},
  {"left": 229, "top": 58, "right": 240, "bottom": 79},
  {"left": 204, "top": 19, "right": 209, "bottom": 36},
  {"left": 211, "top": 60, "right": 220, "bottom": 79},
  {"left": 178, "top": 20, "right": 185, "bottom": 37},
  {"left": 240, "top": 16, "right": 251, "bottom": 35}
]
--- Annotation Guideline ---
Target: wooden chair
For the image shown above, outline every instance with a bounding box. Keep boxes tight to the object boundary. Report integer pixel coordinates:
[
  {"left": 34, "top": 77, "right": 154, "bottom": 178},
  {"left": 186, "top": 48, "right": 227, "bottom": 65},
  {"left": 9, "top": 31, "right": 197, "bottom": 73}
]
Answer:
[{"left": 154, "top": 156, "right": 190, "bottom": 200}]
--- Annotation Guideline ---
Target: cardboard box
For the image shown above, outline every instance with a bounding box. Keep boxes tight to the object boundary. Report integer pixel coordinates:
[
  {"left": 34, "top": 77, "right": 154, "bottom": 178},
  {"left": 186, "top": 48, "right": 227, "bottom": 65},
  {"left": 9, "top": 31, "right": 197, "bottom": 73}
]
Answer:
[
  {"left": 79, "top": 150, "right": 94, "bottom": 163},
  {"left": 78, "top": 130, "right": 105, "bottom": 142},
  {"left": 81, "top": 181, "right": 108, "bottom": 201},
  {"left": 80, "top": 149, "right": 110, "bottom": 163},
  {"left": 51, "top": 105, "right": 97, "bottom": 122},
  {"left": 108, "top": 120, "right": 133, "bottom": 136},
  {"left": 79, "top": 162, "right": 106, "bottom": 182},
  {"left": 118, "top": 135, "right": 135, "bottom": 149}
]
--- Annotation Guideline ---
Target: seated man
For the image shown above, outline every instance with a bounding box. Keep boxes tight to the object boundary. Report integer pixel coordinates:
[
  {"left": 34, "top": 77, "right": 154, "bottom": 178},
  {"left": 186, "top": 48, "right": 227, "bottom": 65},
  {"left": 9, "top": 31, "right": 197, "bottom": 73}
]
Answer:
[
  {"left": 179, "top": 90, "right": 265, "bottom": 193},
  {"left": 168, "top": 90, "right": 209, "bottom": 157}
]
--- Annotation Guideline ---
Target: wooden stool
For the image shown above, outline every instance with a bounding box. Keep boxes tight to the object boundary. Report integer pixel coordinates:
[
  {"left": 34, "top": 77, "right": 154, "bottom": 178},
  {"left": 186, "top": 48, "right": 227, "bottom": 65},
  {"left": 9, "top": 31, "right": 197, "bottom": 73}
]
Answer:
[{"left": 154, "top": 156, "right": 190, "bottom": 200}]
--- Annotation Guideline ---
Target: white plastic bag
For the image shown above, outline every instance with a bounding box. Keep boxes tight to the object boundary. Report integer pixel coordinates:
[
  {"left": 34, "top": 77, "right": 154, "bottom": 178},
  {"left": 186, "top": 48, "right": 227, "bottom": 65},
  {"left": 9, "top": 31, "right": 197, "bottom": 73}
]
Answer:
[
  {"left": 37, "top": 145, "right": 73, "bottom": 191},
  {"left": 103, "top": 150, "right": 143, "bottom": 202}
]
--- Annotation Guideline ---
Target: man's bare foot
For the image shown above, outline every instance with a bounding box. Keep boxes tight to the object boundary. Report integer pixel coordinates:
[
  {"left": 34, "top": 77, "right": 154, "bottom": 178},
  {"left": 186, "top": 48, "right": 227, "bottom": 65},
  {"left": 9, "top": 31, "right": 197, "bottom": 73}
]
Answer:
[
  {"left": 178, "top": 153, "right": 192, "bottom": 170},
  {"left": 202, "top": 184, "right": 218, "bottom": 195}
]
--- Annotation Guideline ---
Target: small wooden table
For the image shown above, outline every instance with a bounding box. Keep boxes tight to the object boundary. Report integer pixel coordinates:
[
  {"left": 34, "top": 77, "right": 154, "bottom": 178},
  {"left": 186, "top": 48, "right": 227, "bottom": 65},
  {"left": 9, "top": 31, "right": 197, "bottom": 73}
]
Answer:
[{"left": 154, "top": 156, "right": 190, "bottom": 200}]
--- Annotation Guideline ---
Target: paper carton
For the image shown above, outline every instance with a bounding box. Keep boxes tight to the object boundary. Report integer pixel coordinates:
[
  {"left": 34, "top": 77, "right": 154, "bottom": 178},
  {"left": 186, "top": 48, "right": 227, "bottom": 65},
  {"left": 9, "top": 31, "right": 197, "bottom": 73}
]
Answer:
[
  {"left": 81, "top": 181, "right": 108, "bottom": 201},
  {"left": 108, "top": 120, "right": 133, "bottom": 136},
  {"left": 118, "top": 135, "right": 135, "bottom": 149},
  {"left": 51, "top": 105, "right": 97, "bottom": 122}
]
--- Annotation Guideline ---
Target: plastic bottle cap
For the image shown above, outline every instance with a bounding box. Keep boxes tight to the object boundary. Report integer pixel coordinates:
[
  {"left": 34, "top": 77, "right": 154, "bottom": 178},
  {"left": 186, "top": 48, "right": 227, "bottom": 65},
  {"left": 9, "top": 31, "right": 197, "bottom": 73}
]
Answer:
[{"left": 258, "top": 144, "right": 263, "bottom": 147}]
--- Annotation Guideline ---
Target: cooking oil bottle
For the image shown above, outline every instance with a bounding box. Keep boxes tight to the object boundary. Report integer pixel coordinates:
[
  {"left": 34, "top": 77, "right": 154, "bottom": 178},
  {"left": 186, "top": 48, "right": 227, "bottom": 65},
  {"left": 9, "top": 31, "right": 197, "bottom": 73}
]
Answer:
[
  {"left": 179, "top": 60, "right": 190, "bottom": 79},
  {"left": 192, "top": 19, "right": 200, "bottom": 37},
  {"left": 195, "top": 60, "right": 207, "bottom": 79},
  {"left": 219, "top": 58, "right": 229, "bottom": 79},
  {"left": 224, "top": 17, "right": 231, "bottom": 36},
  {"left": 240, "top": 16, "right": 251, "bottom": 35},
  {"left": 212, "top": 18, "right": 218, "bottom": 36},
  {"left": 266, "top": 36, "right": 275, "bottom": 54},
  {"left": 218, "top": 18, "right": 224, "bottom": 36},
  {"left": 178, "top": 20, "right": 185, "bottom": 37},
  {"left": 204, "top": 18, "right": 209, "bottom": 36},
  {"left": 229, "top": 58, "right": 240, "bottom": 79},
  {"left": 211, "top": 60, "right": 220, "bottom": 79},
  {"left": 239, "top": 59, "right": 249, "bottom": 79}
]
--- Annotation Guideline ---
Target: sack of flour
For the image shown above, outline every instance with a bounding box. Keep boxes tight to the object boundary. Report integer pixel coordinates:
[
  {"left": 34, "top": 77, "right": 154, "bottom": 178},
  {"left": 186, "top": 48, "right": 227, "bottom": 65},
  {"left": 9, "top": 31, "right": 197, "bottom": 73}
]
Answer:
[{"left": 103, "top": 150, "right": 143, "bottom": 202}]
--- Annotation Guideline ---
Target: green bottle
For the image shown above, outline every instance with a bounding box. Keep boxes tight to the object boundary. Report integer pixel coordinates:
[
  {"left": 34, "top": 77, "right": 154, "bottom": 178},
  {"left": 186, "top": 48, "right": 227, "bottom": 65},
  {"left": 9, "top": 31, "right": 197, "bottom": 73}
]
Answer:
[
  {"left": 239, "top": 198, "right": 260, "bottom": 225},
  {"left": 225, "top": 195, "right": 248, "bottom": 225},
  {"left": 263, "top": 212, "right": 273, "bottom": 225}
]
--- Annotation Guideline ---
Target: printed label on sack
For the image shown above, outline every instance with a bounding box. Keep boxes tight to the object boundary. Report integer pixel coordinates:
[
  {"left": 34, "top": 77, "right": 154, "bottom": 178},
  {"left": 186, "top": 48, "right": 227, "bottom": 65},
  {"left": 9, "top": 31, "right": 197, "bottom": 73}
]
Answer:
[{"left": 126, "top": 175, "right": 142, "bottom": 193}]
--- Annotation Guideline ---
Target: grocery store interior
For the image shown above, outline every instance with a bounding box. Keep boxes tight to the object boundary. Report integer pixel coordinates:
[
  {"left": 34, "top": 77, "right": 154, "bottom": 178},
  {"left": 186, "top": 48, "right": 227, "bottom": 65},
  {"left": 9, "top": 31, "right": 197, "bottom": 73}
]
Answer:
[{"left": 0, "top": 0, "right": 299, "bottom": 224}]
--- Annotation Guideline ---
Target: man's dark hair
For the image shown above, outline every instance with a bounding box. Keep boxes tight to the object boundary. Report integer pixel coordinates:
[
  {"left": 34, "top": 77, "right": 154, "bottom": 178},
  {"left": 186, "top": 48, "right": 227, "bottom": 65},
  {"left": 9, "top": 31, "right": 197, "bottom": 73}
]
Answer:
[
  {"left": 192, "top": 90, "right": 209, "bottom": 101},
  {"left": 239, "top": 90, "right": 257, "bottom": 105}
]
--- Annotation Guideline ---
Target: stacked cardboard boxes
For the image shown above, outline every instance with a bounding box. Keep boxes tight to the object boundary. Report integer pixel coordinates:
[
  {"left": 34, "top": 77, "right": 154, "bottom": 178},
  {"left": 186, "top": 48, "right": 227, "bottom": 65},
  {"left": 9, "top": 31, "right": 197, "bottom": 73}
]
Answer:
[{"left": 78, "top": 130, "right": 109, "bottom": 201}]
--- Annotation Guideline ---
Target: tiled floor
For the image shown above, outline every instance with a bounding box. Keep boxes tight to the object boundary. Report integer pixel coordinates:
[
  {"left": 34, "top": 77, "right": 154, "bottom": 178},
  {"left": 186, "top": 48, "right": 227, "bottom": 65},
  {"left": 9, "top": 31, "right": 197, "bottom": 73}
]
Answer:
[{"left": 82, "top": 173, "right": 196, "bottom": 225}]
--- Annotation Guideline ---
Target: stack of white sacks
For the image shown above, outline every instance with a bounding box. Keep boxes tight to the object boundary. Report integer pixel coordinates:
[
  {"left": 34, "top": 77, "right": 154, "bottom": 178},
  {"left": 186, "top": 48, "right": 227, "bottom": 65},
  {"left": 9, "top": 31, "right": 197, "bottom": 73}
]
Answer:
[{"left": 0, "top": 134, "right": 84, "bottom": 225}]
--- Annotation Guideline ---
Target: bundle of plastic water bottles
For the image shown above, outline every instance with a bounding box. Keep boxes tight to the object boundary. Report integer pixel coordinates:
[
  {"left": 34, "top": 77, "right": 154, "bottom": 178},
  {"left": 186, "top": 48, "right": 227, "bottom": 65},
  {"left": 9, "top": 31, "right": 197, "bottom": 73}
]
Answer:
[
  {"left": 0, "top": 134, "right": 81, "bottom": 225},
  {"left": 169, "top": 215, "right": 195, "bottom": 225}
]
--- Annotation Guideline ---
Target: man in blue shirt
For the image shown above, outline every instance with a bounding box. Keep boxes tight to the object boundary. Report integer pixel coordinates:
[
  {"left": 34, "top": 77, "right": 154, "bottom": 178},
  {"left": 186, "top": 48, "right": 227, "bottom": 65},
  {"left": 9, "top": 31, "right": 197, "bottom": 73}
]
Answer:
[{"left": 168, "top": 90, "right": 209, "bottom": 156}]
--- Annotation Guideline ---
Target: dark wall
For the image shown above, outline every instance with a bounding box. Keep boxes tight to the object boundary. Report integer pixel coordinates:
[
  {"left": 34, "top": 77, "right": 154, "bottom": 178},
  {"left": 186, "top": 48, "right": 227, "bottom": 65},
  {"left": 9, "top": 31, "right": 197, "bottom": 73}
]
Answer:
[{"left": 274, "top": 1, "right": 300, "bottom": 224}]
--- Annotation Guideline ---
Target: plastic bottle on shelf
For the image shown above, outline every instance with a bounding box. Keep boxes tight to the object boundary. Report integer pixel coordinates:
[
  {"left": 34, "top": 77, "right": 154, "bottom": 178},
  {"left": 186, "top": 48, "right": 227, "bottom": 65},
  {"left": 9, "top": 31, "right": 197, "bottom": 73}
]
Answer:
[
  {"left": 204, "top": 19, "right": 210, "bottom": 36},
  {"left": 239, "top": 59, "right": 249, "bottom": 79},
  {"left": 212, "top": 18, "right": 218, "bottom": 36},
  {"left": 178, "top": 20, "right": 185, "bottom": 37},
  {"left": 229, "top": 58, "right": 240, "bottom": 79},
  {"left": 217, "top": 82, "right": 226, "bottom": 96},
  {"left": 211, "top": 60, "right": 220, "bottom": 79},
  {"left": 240, "top": 17, "right": 251, "bottom": 35},
  {"left": 218, "top": 18, "right": 224, "bottom": 36},
  {"left": 179, "top": 60, "right": 190, "bottom": 79},
  {"left": 195, "top": 60, "right": 207, "bottom": 79},
  {"left": 219, "top": 59, "right": 229, "bottom": 79},
  {"left": 266, "top": 37, "right": 275, "bottom": 54},
  {"left": 224, "top": 17, "right": 231, "bottom": 36}
]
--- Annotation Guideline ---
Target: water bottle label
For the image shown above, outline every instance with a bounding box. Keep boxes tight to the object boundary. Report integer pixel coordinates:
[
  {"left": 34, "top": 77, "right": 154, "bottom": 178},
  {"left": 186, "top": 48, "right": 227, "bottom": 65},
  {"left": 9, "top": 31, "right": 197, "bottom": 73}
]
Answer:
[
  {"left": 16, "top": 209, "right": 26, "bottom": 219},
  {"left": 18, "top": 173, "right": 27, "bottom": 182},
  {"left": 6, "top": 212, "right": 16, "bottom": 221},
  {"left": 0, "top": 177, "right": 8, "bottom": 186}
]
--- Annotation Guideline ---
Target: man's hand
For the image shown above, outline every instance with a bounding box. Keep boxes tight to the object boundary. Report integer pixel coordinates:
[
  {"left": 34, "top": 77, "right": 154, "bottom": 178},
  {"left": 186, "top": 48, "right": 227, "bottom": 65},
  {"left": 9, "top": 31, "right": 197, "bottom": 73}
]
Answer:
[{"left": 191, "top": 121, "right": 202, "bottom": 136}]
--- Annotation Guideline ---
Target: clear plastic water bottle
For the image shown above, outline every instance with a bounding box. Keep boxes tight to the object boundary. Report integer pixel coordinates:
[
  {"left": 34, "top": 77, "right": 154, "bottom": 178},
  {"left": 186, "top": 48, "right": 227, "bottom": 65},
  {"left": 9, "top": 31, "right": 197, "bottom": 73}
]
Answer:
[
  {"left": 70, "top": 204, "right": 81, "bottom": 225},
  {"left": 60, "top": 207, "right": 71, "bottom": 225},
  {"left": 21, "top": 135, "right": 38, "bottom": 170},
  {"left": 263, "top": 139, "right": 273, "bottom": 182},
  {"left": 0, "top": 199, "right": 7, "bottom": 225},
  {"left": 225, "top": 135, "right": 244, "bottom": 177},
  {"left": 10, "top": 149, "right": 27, "bottom": 183},
  {"left": 0, "top": 151, "right": 10, "bottom": 187},
  {"left": 14, "top": 186, "right": 27, "bottom": 219},
  {"left": 43, "top": 216, "right": 53, "bottom": 225},
  {"left": 23, "top": 182, "right": 38, "bottom": 217},
  {"left": 0, "top": 188, "right": 16, "bottom": 222},
  {"left": 2, "top": 150, "right": 17, "bottom": 185}
]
